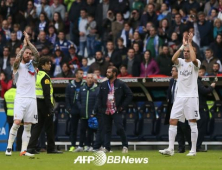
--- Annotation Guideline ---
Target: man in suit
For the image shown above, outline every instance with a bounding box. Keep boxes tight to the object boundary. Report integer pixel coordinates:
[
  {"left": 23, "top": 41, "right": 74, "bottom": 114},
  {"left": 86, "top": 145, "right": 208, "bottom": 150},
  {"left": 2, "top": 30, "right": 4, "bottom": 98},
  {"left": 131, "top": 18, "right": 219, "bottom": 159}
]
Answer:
[
  {"left": 165, "top": 65, "right": 191, "bottom": 153},
  {"left": 0, "top": 46, "right": 10, "bottom": 72}
]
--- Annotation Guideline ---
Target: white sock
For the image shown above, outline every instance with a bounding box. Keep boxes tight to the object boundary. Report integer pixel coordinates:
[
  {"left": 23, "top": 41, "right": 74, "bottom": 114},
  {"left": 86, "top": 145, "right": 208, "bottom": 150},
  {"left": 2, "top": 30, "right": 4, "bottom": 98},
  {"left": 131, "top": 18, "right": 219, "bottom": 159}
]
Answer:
[
  {"left": 190, "top": 122, "right": 198, "bottom": 152},
  {"left": 169, "top": 125, "right": 177, "bottom": 150},
  {"left": 21, "top": 124, "right": 32, "bottom": 152},
  {"left": 7, "top": 123, "right": 20, "bottom": 149}
]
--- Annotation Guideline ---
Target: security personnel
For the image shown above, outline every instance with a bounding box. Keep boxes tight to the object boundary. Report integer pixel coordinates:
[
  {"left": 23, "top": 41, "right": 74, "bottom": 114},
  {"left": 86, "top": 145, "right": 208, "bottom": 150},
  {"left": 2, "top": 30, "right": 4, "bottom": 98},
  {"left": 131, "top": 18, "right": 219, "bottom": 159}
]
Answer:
[
  {"left": 27, "top": 56, "right": 62, "bottom": 154},
  {"left": 4, "top": 85, "right": 23, "bottom": 151}
]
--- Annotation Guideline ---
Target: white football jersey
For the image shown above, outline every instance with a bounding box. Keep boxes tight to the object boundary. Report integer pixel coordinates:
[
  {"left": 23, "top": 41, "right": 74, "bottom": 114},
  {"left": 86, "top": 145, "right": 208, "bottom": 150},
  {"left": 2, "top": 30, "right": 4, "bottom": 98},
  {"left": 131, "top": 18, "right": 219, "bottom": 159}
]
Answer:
[{"left": 176, "top": 58, "right": 201, "bottom": 97}]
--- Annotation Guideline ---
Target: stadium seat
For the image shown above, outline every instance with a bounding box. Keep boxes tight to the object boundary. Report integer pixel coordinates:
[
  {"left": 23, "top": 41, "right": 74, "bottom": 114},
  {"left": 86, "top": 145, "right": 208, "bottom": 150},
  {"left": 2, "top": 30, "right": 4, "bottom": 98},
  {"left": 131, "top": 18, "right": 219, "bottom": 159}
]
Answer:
[
  {"left": 125, "top": 103, "right": 139, "bottom": 141},
  {"left": 138, "top": 101, "right": 157, "bottom": 141},
  {"left": 210, "top": 101, "right": 222, "bottom": 141},
  {"left": 156, "top": 102, "right": 169, "bottom": 141}
]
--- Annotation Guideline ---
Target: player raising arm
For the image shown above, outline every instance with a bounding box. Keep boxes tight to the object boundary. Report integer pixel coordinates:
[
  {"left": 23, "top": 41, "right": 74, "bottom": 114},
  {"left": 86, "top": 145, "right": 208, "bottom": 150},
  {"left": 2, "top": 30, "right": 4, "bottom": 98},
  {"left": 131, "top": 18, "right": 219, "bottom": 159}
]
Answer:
[
  {"left": 159, "top": 32, "right": 201, "bottom": 156},
  {"left": 5, "top": 32, "right": 39, "bottom": 157}
]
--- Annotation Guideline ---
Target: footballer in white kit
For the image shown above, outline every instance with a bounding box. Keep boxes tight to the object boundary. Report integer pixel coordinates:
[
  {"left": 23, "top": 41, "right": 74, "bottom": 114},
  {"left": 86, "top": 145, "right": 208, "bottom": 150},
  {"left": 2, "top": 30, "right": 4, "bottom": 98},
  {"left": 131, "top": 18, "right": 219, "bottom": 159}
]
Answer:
[
  {"left": 159, "top": 32, "right": 201, "bottom": 156},
  {"left": 5, "top": 32, "right": 39, "bottom": 157}
]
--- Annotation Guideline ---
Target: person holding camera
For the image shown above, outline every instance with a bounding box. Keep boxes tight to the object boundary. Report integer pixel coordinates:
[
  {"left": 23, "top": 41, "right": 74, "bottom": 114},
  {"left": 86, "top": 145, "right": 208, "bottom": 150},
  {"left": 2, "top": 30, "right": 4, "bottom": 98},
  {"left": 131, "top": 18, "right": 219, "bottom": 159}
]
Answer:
[
  {"left": 27, "top": 56, "right": 62, "bottom": 154},
  {"left": 128, "top": 9, "right": 140, "bottom": 31}
]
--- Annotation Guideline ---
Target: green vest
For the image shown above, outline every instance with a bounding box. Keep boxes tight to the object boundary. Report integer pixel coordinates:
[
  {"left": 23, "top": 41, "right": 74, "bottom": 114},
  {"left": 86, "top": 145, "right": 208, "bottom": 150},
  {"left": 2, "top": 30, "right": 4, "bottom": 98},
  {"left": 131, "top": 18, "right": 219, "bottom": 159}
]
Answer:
[
  {"left": 4, "top": 88, "right": 16, "bottom": 116},
  {"left": 36, "top": 70, "right": 54, "bottom": 105}
]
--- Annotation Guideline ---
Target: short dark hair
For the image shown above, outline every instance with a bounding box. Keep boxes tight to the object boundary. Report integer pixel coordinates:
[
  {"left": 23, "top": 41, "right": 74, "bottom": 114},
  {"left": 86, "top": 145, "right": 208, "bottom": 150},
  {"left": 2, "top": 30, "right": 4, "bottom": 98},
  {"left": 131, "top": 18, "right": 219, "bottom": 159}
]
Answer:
[
  {"left": 74, "top": 68, "right": 83, "bottom": 75},
  {"left": 38, "top": 56, "right": 51, "bottom": 68},
  {"left": 108, "top": 66, "right": 118, "bottom": 76},
  {"left": 200, "top": 65, "right": 206, "bottom": 71},
  {"left": 213, "top": 62, "right": 220, "bottom": 68},
  {"left": 205, "top": 48, "right": 213, "bottom": 53},
  {"left": 172, "top": 65, "right": 178, "bottom": 72},
  {"left": 119, "top": 65, "right": 127, "bottom": 70}
]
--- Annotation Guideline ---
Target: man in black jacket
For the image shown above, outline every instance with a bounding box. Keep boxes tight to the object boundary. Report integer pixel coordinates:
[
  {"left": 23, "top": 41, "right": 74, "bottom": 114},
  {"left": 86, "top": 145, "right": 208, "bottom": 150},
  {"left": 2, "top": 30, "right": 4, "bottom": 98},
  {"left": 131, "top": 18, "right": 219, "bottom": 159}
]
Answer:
[
  {"left": 65, "top": 68, "right": 85, "bottom": 152},
  {"left": 197, "top": 69, "right": 215, "bottom": 152},
  {"left": 98, "top": 66, "right": 133, "bottom": 153}
]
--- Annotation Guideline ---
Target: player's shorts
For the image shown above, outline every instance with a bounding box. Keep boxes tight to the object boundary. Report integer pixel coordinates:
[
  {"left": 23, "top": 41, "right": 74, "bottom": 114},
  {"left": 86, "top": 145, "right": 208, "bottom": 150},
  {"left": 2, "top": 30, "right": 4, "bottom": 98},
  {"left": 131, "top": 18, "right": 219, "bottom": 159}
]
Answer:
[
  {"left": 170, "top": 97, "right": 200, "bottom": 122},
  {"left": 14, "top": 97, "right": 38, "bottom": 124}
]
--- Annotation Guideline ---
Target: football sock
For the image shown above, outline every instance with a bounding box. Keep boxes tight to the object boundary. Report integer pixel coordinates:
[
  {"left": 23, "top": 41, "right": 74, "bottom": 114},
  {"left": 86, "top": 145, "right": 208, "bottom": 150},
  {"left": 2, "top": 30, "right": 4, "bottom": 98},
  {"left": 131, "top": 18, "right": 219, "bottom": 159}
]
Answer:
[
  {"left": 7, "top": 123, "right": 20, "bottom": 149},
  {"left": 21, "top": 124, "right": 32, "bottom": 152},
  {"left": 190, "top": 122, "right": 198, "bottom": 152},
  {"left": 169, "top": 125, "right": 177, "bottom": 150}
]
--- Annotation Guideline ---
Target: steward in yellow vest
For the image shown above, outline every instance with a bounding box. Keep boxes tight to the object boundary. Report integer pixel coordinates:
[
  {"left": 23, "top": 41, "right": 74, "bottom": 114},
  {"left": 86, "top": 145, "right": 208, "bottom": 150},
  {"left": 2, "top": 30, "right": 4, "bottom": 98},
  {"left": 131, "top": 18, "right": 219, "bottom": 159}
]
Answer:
[{"left": 27, "top": 56, "right": 62, "bottom": 154}]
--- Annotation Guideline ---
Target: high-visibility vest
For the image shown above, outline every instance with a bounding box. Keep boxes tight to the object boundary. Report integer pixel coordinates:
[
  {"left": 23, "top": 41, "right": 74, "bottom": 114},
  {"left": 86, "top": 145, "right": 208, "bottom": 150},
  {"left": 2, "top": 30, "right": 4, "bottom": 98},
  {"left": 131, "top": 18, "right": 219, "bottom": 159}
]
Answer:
[
  {"left": 4, "top": 88, "right": 16, "bottom": 116},
  {"left": 35, "top": 70, "right": 54, "bottom": 105}
]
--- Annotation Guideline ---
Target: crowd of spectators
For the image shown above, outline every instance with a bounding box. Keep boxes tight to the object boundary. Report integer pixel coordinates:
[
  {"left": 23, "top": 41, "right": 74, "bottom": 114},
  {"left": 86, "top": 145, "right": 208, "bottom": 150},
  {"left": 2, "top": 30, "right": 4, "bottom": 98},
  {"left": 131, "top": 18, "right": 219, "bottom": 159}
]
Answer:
[{"left": 0, "top": 0, "right": 222, "bottom": 83}]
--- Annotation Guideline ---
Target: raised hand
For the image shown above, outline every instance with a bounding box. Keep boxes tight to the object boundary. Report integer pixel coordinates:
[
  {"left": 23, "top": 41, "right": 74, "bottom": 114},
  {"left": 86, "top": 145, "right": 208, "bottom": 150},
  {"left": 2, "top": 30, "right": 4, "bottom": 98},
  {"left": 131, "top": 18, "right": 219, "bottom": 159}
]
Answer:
[
  {"left": 23, "top": 31, "right": 30, "bottom": 42},
  {"left": 188, "top": 32, "right": 193, "bottom": 44},
  {"left": 182, "top": 34, "right": 188, "bottom": 46},
  {"left": 23, "top": 37, "right": 27, "bottom": 46}
]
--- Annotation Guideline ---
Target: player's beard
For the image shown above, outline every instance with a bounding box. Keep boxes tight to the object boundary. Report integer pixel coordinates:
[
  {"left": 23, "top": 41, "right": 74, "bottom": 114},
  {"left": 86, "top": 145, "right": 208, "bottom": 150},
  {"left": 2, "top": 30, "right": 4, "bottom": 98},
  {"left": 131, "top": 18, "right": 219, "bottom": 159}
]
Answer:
[
  {"left": 107, "top": 74, "right": 114, "bottom": 80},
  {"left": 22, "top": 56, "right": 30, "bottom": 63}
]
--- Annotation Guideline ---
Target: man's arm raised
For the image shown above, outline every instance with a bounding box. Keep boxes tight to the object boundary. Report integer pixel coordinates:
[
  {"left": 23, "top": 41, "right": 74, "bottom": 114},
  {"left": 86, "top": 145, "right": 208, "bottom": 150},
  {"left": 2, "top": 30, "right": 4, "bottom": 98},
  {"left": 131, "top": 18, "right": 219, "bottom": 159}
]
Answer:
[
  {"left": 24, "top": 31, "right": 40, "bottom": 67},
  {"left": 13, "top": 39, "right": 27, "bottom": 72},
  {"left": 172, "top": 35, "right": 187, "bottom": 65},
  {"left": 188, "top": 33, "right": 198, "bottom": 67}
]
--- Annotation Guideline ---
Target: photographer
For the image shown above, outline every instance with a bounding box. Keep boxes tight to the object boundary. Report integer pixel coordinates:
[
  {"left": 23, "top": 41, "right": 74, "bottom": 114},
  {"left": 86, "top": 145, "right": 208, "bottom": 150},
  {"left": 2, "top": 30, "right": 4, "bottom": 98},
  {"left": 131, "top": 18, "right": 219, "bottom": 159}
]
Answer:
[{"left": 128, "top": 9, "right": 140, "bottom": 31}]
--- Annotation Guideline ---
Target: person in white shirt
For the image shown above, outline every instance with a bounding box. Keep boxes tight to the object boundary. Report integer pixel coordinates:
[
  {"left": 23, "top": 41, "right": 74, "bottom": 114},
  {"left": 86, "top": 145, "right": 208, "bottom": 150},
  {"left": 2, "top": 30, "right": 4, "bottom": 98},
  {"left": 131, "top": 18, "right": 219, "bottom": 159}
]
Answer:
[
  {"left": 5, "top": 31, "right": 40, "bottom": 157},
  {"left": 159, "top": 33, "right": 201, "bottom": 156}
]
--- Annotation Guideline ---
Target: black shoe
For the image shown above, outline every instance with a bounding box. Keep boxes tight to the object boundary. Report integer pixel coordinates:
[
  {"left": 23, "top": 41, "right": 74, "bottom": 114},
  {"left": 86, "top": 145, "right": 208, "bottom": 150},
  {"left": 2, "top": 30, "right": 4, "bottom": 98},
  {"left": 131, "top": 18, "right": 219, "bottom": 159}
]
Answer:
[
  {"left": 47, "top": 150, "right": 63, "bottom": 154},
  {"left": 178, "top": 148, "right": 185, "bottom": 153},
  {"left": 27, "top": 148, "right": 40, "bottom": 154},
  {"left": 196, "top": 148, "right": 207, "bottom": 152}
]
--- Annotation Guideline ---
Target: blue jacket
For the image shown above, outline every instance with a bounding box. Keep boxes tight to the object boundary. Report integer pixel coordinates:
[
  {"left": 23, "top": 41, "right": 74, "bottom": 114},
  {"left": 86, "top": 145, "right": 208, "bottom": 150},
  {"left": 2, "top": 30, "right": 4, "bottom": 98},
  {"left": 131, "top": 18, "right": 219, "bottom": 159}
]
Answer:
[
  {"left": 65, "top": 80, "right": 86, "bottom": 114},
  {"left": 77, "top": 83, "right": 99, "bottom": 119}
]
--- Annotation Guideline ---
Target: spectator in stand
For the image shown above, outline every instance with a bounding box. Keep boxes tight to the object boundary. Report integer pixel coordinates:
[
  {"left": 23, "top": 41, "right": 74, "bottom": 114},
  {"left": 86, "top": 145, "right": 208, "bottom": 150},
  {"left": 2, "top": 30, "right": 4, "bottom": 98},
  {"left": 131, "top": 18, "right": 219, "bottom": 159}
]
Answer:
[
  {"left": 0, "top": 71, "right": 12, "bottom": 98},
  {"left": 204, "top": 0, "right": 218, "bottom": 17},
  {"left": 131, "top": 0, "right": 144, "bottom": 13},
  {"left": 140, "top": 50, "right": 159, "bottom": 77},
  {"left": 132, "top": 42, "right": 142, "bottom": 63},
  {"left": 36, "top": 0, "right": 52, "bottom": 20},
  {"left": 212, "top": 63, "right": 222, "bottom": 76},
  {"left": 218, "top": 0, "right": 222, "bottom": 20},
  {"left": 132, "top": 31, "right": 143, "bottom": 53},
  {"left": 78, "top": 9, "right": 88, "bottom": 57},
  {"left": 86, "top": 15, "right": 97, "bottom": 58},
  {"left": 0, "top": 46, "right": 10, "bottom": 72},
  {"left": 168, "top": 13, "right": 188, "bottom": 42},
  {"left": 143, "top": 26, "right": 163, "bottom": 58},
  {"left": 35, "top": 31, "right": 53, "bottom": 53},
  {"left": 156, "top": 45, "right": 172, "bottom": 76},
  {"left": 0, "top": 34, "right": 6, "bottom": 57},
  {"left": 111, "top": 12, "right": 124, "bottom": 46},
  {"left": 140, "top": 3, "right": 158, "bottom": 27},
  {"left": 88, "top": 51, "right": 110, "bottom": 77},
  {"left": 128, "top": 9, "right": 140, "bottom": 31},
  {"left": 120, "top": 22, "right": 133, "bottom": 49},
  {"left": 23, "top": 0, "right": 37, "bottom": 27},
  {"left": 13, "top": 24, "right": 23, "bottom": 41},
  {"left": 0, "top": 0, "right": 18, "bottom": 19},
  {"left": 122, "top": 48, "right": 140, "bottom": 77},
  {"left": 54, "top": 31, "right": 75, "bottom": 57},
  {"left": 183, "top": 0, "right": 200, "bottom": 14},
  {"left": 6, "top": 15, "right": 13, "bottom": 31},
  {"left": 47, "top": 25, "right": 57, "bottom": 45},
  {"left": 209, "top": 34, "right": 222, "bottom": 61},
  {"left": 1, "top": 20, "right": 11, "bottom": 41},
  {"left": 168, "top": 32, "right": 180, "bottom": 56},
  {"left": 116, "top": 38, "right": 127, "bottom": 61},
  {"left": 6, "top": 32, "right": 22, "bottom": 56},
  {"left": 213, "top": 18, "right": 222, "bottom": 39},
  {"left": 4, "top": 57, "right": 15, "bottom": 80},
  {"left": 202, "top": 48, "right": 222, "bottom": 75},
  {"left": 111, "top": 0, "right": 130, "bottom": 19},
  {"left": 172, "top": 0, "right": 185, "bottom": 12},
  {"left": 55, "top": 62, "right": 74, "bottom": 78},
  {"left": 157, "top": 3, "right": 170, "bottom": 21},
  {"left": 52, "top": 12, "right": 64, "bottom": 33},
  {"left": 105, "top": 41, "right": 122, "bottom": 68},
  {"left": 158, "top": 18, "right": 170, "bottom": 44},
  {"left": 51, "top": 0, "right": 66, "bottom": 20},
  {"left": 199, "top": 65, "right": 207, "bottom": 76},
  {"left": 81, "top": 57, "right": 89, "bottom": 77},
  {"left": 117, "top": 65, "right": 132, "bottom": 78},
  {"left": 68, "top": 45, "right": 81, "bottom": 75},
  {"left": 93, "top": 69, "right": 104, "bottom": 78},
  {"left": 197, "top": 12, "right": 213, "bottom": 57},
  {"left": 41, "top": 46, "right": 52, "bottom": 57},
  {"left": 35, "top": 12, "right": 49, "bottom": 37},
  {"left": 82, "top": 0, "right": 97, "bottom": 17}
]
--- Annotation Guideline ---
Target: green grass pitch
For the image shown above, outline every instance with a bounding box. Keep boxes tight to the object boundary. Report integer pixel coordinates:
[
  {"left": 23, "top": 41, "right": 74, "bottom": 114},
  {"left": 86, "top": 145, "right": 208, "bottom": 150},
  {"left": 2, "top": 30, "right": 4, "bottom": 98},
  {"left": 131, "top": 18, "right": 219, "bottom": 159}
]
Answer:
[{"left": 0, "top": 150, "right": 222, "bottom": 170}]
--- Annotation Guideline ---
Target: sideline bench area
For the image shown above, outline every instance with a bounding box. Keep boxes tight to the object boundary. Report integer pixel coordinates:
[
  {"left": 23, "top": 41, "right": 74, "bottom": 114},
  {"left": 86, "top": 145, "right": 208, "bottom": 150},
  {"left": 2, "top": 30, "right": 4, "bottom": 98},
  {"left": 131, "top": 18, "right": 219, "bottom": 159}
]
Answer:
[{"left": 54, "top": 141, "right": 222, "bottom": 151}]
